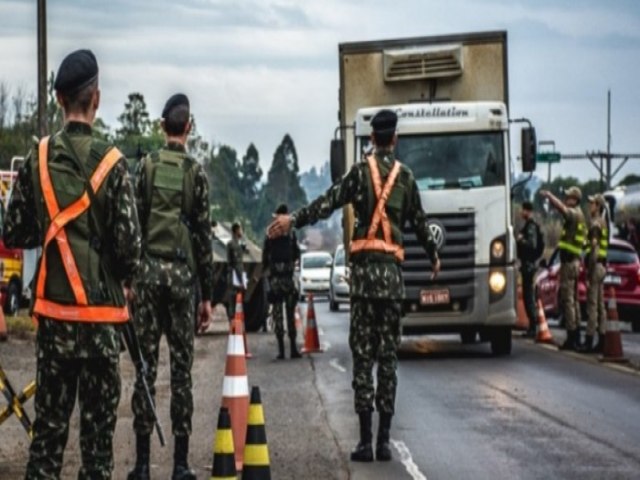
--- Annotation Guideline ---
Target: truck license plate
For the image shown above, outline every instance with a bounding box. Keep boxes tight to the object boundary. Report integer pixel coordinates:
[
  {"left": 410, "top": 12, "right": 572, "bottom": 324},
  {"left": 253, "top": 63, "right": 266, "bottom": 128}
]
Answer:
[{"left": 420, "top": 289, "right": 450, "bottom": 305}]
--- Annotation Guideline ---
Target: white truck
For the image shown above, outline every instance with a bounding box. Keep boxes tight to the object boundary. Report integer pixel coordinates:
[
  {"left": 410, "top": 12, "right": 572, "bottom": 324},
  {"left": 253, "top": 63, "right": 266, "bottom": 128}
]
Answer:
[{"left": 330, "top": 31, "right": 537, "bottom": 355}]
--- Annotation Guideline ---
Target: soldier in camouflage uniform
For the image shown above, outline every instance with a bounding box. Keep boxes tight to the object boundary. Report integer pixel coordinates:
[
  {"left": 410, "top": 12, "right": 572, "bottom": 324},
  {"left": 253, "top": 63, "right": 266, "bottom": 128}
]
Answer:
[
  {"left": 581, "top": 194, "right": 609, "bottom": 353},
  {"left": 262, "top": 204, "right": 302, "bottom": 359},
  {"left": 540, "top": 187, "right": 586, "bottom": 350},
  {"left": 226, "top": 222, "right": 246, "bottom": 319},
  {"left": 128, "top": 94, "right": 213, "bottom": 480},
  {"left": 268, "top": 110, "right": 440, "bottom": 463},
  {"left": 516, "top": 201, "right": 540, "bottom": 337},
  {"left": 3, "top": 50, "right": 141, "bottom": 480}
]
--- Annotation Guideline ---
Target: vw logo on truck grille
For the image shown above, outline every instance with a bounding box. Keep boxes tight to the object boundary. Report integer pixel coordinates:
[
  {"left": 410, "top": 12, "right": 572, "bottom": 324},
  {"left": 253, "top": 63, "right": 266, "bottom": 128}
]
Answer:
[{"left": 427, "top": 220, "right": 446, "bottom": 251}]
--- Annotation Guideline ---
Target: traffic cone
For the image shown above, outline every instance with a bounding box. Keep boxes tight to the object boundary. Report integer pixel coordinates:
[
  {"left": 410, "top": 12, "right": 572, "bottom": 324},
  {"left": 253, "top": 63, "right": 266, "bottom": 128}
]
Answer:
[
  {"left": 210, "top": 407, "right": 237, "bottom": 480},
  {"left": 242, "top": 386, "right": 271, "bottom": 480},
  {"left": 233, "top": 292, "right": 252, "bottom": 359},
  {"left": 534, "top": 300, "right": 555, "bottom": 345},
  {"left": 0, "top": 308, "right": 7, "bottom": 342},
  {"left": 515, "top": 285, "right": 529, "bottom": 330},
  {"left": 301, "top": 293, "right": 323, "bottom": 354},
  {"left": 221, "top": 313, "right": 250, "bottom": 471},
  {"left": 294, "top": 305, "right": 303, "bottom": 333},
  {"left": 600, "top": 287, "right": 628, "bottom": 363}
]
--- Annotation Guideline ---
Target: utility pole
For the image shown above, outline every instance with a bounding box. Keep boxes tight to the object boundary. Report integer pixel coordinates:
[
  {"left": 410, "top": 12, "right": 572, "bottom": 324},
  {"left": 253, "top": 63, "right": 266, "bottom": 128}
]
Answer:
[
  {"left": 37, "top": 0, "right": 47, "bottom": 137},
  {"left": 538, "top": 140, "right": 555, "bottom": 185},
  {"left": 606, "top": 89, "right": 611, "bottom": 190}
]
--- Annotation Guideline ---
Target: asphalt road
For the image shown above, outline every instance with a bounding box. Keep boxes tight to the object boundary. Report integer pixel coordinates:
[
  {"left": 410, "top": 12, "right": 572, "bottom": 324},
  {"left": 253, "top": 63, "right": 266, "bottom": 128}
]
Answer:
[
  {"left": 2, "top": 302, "right": 640, "bottom": 480},
  {"left": 311, "top": 300, "right": 640, "bottom": 480}
]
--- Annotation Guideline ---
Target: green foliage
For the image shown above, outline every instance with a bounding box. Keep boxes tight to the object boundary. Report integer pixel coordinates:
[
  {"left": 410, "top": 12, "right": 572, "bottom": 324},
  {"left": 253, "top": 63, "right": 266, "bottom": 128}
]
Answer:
[{"left": 618, "top": 174, "right": 640, "bottom": 187}]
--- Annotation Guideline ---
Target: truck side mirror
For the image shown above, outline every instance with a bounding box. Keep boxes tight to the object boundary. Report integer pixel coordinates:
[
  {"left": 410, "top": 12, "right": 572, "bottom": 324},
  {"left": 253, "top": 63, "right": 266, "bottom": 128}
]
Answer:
[
  {"left": 330, "top": 139, "right": 346, "bottom": 183},
  {"left": 521, "top": 127, "right": 537, "bottom": 173}
]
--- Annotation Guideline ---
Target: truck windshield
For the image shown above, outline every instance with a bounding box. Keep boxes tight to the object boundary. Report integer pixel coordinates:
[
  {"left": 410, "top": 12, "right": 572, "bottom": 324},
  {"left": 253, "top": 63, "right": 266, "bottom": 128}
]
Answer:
[{"left": 360, "top": 132, "right": 505, "bottom": 190}]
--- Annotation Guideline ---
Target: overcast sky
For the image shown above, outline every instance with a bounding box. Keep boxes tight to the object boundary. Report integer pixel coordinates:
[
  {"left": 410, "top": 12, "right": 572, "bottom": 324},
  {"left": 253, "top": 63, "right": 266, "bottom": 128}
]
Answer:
[{"left": 1, "top": 0, "right": 639, "bottom": 183}]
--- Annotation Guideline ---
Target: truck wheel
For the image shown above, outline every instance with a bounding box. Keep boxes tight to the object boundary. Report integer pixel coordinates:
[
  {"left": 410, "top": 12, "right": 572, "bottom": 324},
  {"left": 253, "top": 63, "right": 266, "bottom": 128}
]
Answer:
[
  {"left": 4, "top": 280, "right": 20, "bottom": 315},
  {"left": 244, "top": 279, "right": 268, "bottom": 332},
  {"left": 490, "top": 327, "right": 512, "bottom": 356}
]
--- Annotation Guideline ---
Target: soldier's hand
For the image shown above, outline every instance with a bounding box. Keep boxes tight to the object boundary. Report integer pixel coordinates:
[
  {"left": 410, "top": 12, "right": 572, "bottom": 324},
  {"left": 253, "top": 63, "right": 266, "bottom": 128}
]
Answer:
[
  {"left": 267, "top": 214, "right": 292, "bottom": 239},
  {"left": 197, "top": 300, "right": 213, "bottom": 333},
  {"left": 431, "top": 258, "right": 441, "bottom": 280},
  {"left": 539, "top": 189, "right": 550, "bottom": 198}
]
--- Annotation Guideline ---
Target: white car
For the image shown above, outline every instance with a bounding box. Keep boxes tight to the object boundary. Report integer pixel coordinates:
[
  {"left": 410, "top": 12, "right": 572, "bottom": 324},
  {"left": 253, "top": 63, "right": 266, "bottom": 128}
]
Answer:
[
  {"left": 297, "top": 251, "right": 332, "bottom": 301},
  {"left": 329, "top": 245, "right": 350, "bottom": 311}
]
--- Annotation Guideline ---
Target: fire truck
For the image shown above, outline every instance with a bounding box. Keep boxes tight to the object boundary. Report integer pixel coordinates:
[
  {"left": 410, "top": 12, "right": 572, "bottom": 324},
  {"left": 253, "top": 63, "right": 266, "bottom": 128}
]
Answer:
[{"left": 0, "top": 159, "right": 37, "bottom": 314}]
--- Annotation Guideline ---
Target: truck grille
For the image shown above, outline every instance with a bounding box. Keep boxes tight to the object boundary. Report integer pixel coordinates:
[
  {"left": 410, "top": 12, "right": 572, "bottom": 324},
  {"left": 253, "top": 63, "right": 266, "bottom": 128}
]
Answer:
[{"left": 402, "top": 212, "right": 475, "bottom": 313}]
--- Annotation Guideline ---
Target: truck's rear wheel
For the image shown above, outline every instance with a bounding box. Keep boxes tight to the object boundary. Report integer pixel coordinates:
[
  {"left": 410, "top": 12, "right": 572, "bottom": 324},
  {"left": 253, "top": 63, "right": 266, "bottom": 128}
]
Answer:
[{"left": 490, "top": 327, "right": 512, "bottom": 356}]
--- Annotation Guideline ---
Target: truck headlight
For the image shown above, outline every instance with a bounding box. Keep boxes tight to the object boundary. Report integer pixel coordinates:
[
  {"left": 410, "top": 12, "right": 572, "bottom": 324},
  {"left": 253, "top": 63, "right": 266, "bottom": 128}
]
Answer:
[
  {"left": 489, "top": 270, "right": 506, "bottom": 294},
  {"left": 490, "top": 233, "right": 508, "bottom": 265},
  {"left": 491, "top": 240, "right": 505, "bottom": 260}
]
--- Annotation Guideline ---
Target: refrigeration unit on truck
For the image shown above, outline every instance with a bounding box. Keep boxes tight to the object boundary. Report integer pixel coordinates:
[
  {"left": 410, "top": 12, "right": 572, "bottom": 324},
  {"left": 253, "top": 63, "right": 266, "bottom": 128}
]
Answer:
[{"left": 330, "top": 31, "right": 537, "bottom": 355}]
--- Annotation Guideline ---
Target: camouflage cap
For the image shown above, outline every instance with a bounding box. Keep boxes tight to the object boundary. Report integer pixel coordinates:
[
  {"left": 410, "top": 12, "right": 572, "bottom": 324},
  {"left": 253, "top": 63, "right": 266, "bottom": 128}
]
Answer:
[
  {"left": 565, "top": 186, "right": 582, "bottom": 201},
  {"left": 588, "top": 193, "right": 605, "bottom": 207}
]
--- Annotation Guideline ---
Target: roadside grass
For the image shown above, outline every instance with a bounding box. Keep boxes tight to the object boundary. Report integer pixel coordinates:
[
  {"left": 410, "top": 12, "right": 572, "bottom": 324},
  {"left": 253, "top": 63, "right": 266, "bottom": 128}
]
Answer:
[{"left": 5, "top": 310, "right": 35, "bottom": 339}]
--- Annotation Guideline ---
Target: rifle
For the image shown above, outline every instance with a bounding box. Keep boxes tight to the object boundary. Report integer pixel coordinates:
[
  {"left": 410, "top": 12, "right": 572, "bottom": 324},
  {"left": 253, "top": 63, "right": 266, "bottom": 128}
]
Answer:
[
  {"left": 0, "top": 362, "right": 33, "bottom": 438},
  {"left": 121, "top": 316, "right": 166, "bottom": 447}
]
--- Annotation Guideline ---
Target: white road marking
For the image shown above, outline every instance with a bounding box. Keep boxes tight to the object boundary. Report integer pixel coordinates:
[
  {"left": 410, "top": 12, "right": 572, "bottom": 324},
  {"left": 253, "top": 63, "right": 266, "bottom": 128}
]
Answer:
[
  {"left": 318, "top": 327, "right": 325, "bottom": 335},
  {"left": 329, "top": 358, "right": 347, "bottom": 373},
  {"left": 322, "top": 341, "right": 331, "bottom": 352},
  {"left": 391, "top": 439, "right": 428, "bottom": 480}
]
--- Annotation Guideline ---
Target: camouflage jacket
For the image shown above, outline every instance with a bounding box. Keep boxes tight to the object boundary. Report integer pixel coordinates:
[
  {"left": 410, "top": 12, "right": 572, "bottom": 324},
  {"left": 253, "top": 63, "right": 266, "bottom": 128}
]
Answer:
[
  {"left": 3, "top": 122, "right": 141, "bottom": 358},
  {"left": 227, "top": 237, "right": 245, "bottom": 287},
  {"left": 262, "top": 231, "right": 301, "bottom": 278},
  {"left": 587, "top": 216, "right": 605, "bottom": 271},
  {"left": 292, "top": 149, "right": 438, "bottom": 300},
  {"left": 134, "top": 142, "right": 213, "bottom": 300}
]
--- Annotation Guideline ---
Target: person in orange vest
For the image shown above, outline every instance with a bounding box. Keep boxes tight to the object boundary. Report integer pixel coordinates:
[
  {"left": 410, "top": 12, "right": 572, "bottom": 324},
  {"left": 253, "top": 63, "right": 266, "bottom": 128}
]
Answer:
[
  {"left": 2, "top": 49, "right": 141, "bottom": 479},
  {"left": 267, "top": 109, "right": 440, "bottom": 463}
]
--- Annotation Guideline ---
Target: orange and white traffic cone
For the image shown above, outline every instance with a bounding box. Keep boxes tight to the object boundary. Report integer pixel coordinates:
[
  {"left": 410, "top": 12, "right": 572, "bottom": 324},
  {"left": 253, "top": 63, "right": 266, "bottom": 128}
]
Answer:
[
  {"left": 0, "top": 307, "right": 7, "bottom": 342},
  {"left": 515, "top": 285, "right": 529, "bottom": 331},
  {"left": 301, "top": 293, "right": 323, "bottom": 354},
  {"left": 232, "top": 292, "right": 252, "bottom": 359},
  {"left": 221, "top": 313, "right": 250, "bottom": 471},
  {"left": 600, "top": 287, "right": 628, "bottom": 363},
  {"left": 294, "top": 305, "right": 303, "bottom": 333},
  {"left": 534, "top": 300, "right": 555, "bottom": 345}
]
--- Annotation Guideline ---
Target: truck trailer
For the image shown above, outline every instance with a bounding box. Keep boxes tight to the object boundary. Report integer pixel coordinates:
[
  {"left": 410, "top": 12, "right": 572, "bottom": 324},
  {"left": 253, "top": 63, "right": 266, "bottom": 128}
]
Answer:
[{"left": 331, "top": 31, "right": 537, "bottom": 355}]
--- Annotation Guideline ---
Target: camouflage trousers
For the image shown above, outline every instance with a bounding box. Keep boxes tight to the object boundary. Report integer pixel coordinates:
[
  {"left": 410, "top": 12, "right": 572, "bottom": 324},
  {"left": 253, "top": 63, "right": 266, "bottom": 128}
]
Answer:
[
  {"left": 25, "top": 356, "right": 120, "bottom": 480},
  {"left": 349, "top": 298, "right": 402, "bottom": 415},
  {"left": 586, "top": 263, "right": 607, "bottom": 336},
  {"left": 269, "top": 275, "right": 298, "bottom": 340},
  {"left": 132, "top": 284, "right": 195, "bottom": 437},
  {"left": 560, "top": 259, "right": 581, "bottom": 331}
]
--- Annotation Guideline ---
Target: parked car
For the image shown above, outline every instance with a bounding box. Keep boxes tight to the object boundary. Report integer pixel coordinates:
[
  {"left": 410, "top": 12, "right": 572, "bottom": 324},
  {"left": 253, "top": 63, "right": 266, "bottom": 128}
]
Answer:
[
  {"left": 535, "top": 238, "right": 640, "bottom": 332},
  {"left": 297, "top": 251, "right": 333, "bottom": 301},
  {"left": 329, "top": 245, "right": 350, "bottom": 311}
]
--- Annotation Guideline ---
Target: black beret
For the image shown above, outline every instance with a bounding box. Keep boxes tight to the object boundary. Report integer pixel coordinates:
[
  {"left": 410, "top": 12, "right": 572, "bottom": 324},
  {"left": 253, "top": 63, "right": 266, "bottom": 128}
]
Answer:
[
  {"left": 522, "top": 201, "right": 534, "bottom": 211},
  {"left": 54, "top": 49, "right": 98, "bottom": 94},
  {"left": 162, "top": 93, "right": 190, "bottom": 118},
  {"left": 370, "top": 109, "right": 397, "bottom": 134},
  {"left": 275, "top": 204, "right": 288, "bottom": 214}
]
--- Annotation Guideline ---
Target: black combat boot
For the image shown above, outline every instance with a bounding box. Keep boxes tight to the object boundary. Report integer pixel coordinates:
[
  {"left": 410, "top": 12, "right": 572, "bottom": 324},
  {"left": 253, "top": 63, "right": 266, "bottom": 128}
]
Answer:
[
  {"left": 350, "top": 411, "right": 373, "bottom": 462},
  {"left": 376, "top": 413, "right": 393, "bottom": 461},
  {"left": 560, "top": 330, "right": 578, "bottom": 351},
  {"left": 578, "top": 335, "right": 593, "bottom": 353},
  {"left": 593, "top": 334, "right": 605, "bottom": 353},
  {"left": 172, "top": 436, "right": 196, "bottom": 480},
  {"left": 276, "top": 336, "right": 285, "bottom": 360},
  {"left": 290, "top": 335, "right": 302, "bottom": 359},
  {"left": 127, "top": 434, "right": 150, "bottom": 480}
]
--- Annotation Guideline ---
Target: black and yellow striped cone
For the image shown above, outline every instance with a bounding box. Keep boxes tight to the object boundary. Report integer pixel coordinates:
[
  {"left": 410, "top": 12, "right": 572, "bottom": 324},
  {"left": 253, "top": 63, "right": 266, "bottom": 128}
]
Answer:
[
  {"left": 241, "top": 386, "right": 271, "bottom": 480},
  {"left": 210, "top": 407, "right": 237, "bottom": 480}
]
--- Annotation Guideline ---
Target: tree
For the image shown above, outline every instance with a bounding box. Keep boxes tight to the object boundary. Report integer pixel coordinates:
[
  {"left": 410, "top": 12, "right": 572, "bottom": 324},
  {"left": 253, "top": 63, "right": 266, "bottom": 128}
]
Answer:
[
  {"left": 617, "top": 174, "right": 640, "bottom": 187},
  {"left": 240, "top": 143, "right": 262, "bottom": 208},
  {"left": 254, "top": 134, "right": 307, "bottom": 232},
  {"left": 116, "top": 92, "right": 150, "bottom": 138},
  {"left": 207, "top": 144, "right": 243, "bottom": 225}
]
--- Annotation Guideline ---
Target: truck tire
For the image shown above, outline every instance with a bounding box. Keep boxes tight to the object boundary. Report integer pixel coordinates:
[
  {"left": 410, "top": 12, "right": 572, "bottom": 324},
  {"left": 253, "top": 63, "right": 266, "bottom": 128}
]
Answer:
[
  {"left": 244, "top": 278, "right": 268, "bottom": 332},
  {"left": 4, "top": 280, "right": 20, "bottom": 315},
  {"left": 490, "top": 327, "right": 512, "bottom": 356}
]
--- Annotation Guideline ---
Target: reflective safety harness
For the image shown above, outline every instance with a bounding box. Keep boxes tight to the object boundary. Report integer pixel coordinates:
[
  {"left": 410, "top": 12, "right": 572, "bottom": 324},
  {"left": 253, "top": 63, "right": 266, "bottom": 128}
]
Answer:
[
  {"left": 350, "top": 155, "right": 404, "bottom": 261},
  {"left": 33, "top": 136, "right": 129, "bottom": 323},
  {"left": 558, "top": 215, "right": 586, "bottom": 257},
  {"left": 586, "top": 222, "right": 609, "bottom": 261}
]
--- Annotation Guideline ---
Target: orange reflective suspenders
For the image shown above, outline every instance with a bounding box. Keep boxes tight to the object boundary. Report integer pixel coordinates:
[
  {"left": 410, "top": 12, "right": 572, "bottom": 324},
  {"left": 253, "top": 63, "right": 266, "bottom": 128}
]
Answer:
[
  {"left": 33, "top": 136, "right": 128, "bottom": 323},
  {"left": 350, "top": 155, "right": 405, "bottom": 261}
]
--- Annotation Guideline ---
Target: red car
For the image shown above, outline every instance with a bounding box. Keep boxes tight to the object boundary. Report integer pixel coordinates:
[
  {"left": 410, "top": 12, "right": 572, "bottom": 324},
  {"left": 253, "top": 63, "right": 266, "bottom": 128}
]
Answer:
[{"left": 535, "top": 238, "right": 640, "bottom": 332}]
